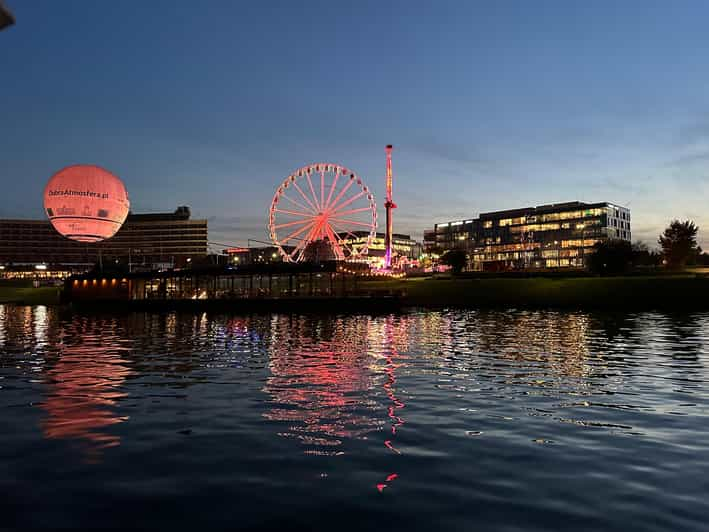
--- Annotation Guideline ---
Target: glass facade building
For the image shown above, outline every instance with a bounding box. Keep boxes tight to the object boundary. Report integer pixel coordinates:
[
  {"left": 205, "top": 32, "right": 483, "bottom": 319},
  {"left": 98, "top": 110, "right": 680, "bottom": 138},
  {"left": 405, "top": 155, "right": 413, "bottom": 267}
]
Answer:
[{"left": 424, "top": 201, "right": 631, "bottom": 271}]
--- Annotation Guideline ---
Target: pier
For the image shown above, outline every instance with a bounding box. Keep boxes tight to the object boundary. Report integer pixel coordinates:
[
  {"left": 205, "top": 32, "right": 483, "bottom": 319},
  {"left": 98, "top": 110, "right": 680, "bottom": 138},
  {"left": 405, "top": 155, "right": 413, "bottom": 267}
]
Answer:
[{"left": 64, "top": 261, "right": 401, "bottom": 311}]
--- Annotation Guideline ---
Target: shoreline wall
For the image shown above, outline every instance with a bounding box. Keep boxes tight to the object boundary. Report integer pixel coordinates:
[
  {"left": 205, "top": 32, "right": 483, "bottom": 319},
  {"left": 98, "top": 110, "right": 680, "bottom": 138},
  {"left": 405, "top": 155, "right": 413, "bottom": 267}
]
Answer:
[{"left": 394, "top": 276, "right": 709, "bottom": 310}]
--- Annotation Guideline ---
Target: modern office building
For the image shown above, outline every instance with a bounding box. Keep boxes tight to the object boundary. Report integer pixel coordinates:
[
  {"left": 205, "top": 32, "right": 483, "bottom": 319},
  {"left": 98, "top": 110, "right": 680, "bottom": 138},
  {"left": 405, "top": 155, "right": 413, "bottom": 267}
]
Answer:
[
  {"left": 0, "top": 206, "right": 208, "bottom": 277},
  {"left": 424, "top": 201, "right": 630, "bottom": 271}
]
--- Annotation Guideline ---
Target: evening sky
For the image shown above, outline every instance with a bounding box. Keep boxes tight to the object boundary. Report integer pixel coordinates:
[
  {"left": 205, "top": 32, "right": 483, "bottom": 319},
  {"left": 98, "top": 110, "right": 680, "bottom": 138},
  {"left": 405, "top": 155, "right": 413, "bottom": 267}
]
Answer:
[{"left": 2, "top": 1, "right": 709, "bottom": 249}]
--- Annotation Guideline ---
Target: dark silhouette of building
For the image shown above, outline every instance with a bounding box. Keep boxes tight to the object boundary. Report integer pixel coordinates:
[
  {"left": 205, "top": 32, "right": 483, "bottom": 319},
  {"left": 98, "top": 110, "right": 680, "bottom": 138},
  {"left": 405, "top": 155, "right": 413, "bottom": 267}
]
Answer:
[{"left": 0, "top": 206, "right": 208, "bottom": 273}]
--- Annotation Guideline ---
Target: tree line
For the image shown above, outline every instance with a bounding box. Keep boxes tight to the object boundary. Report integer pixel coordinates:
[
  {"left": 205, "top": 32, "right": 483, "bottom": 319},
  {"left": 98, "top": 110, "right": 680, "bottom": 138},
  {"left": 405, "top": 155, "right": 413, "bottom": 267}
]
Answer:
[{"left": 589, "top": 219, "right": 708, "bottom": 275}]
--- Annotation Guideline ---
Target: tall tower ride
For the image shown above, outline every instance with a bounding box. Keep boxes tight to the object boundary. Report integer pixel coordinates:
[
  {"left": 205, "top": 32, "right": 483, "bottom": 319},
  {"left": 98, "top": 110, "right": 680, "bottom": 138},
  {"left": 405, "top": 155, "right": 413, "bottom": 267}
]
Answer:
[{"left": 384, "top": 144, "right": 397, "bottom": 269}]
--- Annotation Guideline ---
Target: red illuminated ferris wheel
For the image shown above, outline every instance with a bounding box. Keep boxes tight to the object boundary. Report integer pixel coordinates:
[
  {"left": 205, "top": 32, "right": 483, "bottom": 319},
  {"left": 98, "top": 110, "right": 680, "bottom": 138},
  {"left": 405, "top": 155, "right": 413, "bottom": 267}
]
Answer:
[{"left": 268, "top": 163, "right": 377, "bottom": 262}]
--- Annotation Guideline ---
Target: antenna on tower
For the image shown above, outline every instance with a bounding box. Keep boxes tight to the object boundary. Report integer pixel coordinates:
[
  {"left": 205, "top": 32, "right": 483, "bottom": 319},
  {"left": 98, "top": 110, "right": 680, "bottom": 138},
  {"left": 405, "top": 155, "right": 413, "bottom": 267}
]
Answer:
[{"left": 384, "top": 145, "right": 397, "bottom": 269}]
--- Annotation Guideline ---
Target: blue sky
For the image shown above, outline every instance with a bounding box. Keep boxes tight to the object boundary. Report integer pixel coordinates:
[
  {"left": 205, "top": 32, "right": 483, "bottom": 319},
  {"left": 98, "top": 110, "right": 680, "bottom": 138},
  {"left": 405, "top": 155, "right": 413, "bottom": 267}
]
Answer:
[{"left": 2, "top": 0, "right": 709, "bottom": 249}]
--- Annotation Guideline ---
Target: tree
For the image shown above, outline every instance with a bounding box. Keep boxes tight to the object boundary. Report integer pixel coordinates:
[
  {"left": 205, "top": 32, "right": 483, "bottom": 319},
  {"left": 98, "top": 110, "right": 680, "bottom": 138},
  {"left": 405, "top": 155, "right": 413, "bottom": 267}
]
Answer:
[
  {"left": 658, "top": 220, "right": 699, "bottom": 269},
  {"left": 440, "top": 248, "right": 468, "bottom": 274},
  {"left": 631, "top": 241, "right": 662, "bottom": 268},
  {"left": 427, "top": 246, "right": 445, "bottom": 258},
  {"left": 588, "top": 239, "right": 633, "bottom": 275}
]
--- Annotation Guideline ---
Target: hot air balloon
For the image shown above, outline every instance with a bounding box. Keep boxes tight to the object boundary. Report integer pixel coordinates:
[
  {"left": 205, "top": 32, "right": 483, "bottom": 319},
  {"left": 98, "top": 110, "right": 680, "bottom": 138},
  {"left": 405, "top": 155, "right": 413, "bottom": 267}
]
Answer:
[{"left": 43, "top": 165, "right": 130, "bottom": 242}]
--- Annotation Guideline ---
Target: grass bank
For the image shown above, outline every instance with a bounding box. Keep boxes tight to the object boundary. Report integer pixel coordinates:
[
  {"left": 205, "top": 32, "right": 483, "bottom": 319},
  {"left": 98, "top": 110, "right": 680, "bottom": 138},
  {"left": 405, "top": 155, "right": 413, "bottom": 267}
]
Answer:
[
  {"left": 0, "top": 286, "right": 62, "bottom": 305},
  {"left": 363, "top": 275, "right": 709, "bottom": 310}
]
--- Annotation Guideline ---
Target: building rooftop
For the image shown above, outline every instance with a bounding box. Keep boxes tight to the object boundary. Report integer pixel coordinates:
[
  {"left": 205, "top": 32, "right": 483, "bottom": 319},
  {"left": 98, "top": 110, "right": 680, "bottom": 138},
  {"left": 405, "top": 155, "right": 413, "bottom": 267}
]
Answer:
[
  {"left": 434, "top": 201, "right": 627, "bottom": 227},
  {"left": 479, "top": 201, "right": 617, "bottom": 219},
  {"left": 127, "top": 206, "right": 196, "bottom": 222},
  {"left": 1, "top": 206, "right": 202, "bottom": 225}
]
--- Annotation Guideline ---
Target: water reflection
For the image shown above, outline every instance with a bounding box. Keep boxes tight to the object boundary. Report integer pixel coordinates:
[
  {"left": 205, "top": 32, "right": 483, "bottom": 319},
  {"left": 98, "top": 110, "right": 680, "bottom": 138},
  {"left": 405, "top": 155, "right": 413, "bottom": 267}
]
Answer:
[
  {"left": 2, "top": 303, "right": 709, "bottom": 527},
  {"left": 41, "top": 340, "right": 131, "bottom": 462},
  {"left": 664, "top": 313, "right": 704, "bottom": 361},
  {"left": 263, "top": 315, "right": 384, "bottom": 454},
  {"left": 260, "top": 314, "right": 416, "bottom": 493},
  {"left": 374, "top": 316, "right": 406, "bottom": 492}
]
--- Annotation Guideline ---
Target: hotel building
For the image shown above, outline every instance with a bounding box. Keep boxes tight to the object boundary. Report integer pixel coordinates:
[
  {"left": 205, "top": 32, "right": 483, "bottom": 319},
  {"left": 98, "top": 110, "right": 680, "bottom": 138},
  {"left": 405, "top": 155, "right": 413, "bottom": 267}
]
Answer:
[
  {"left": 424, "top": 201, "right": 630, "bottom": 271},
  {"left": 0, "top": 206, "right": 208, "bottom": 278}
]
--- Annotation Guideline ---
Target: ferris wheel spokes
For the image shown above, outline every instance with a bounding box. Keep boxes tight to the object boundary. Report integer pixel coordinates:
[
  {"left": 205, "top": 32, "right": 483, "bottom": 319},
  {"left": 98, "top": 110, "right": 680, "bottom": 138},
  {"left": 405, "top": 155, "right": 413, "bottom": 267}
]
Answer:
[
  {"left": 290, "top": 180, "right": 319, "bottom": 213},
  {"left": 273, "top": 207, "right": 313, "bottom": 218},
  {"left": 324, "top": 167, "right": 341, "bottom": 210},
  {"left": 273, "top": 217, "right": 314, "bottom": 231},
  {"left": 326, "top": 175, "right": 356, "bottom": 214},
  {"left": 269, "top": 163, "right": 377, "bottom": 262},
  {"left": 330, "top": 191, "right": 367, "bottom": 216},
  {"left": 329, "top": 218, "right": 374, "bottom": 228},
  {"left": 278, "top": 191, "right": 316, "bottom": 215},
  {"left": 329, "top": 206, "right": 373, "bottom": 217},
  {"left": 305, "top": 170, "right": 319, "bottom": 211},
  {"left": 281, "top": 219, "right": 317, "bottom": 245}
]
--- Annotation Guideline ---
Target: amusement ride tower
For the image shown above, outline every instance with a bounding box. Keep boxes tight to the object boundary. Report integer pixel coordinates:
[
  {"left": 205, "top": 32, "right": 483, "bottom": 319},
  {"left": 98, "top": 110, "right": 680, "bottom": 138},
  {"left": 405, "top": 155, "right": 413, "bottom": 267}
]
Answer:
[{"left": 384, "top": 145, "right": 397, "bottom": 269}]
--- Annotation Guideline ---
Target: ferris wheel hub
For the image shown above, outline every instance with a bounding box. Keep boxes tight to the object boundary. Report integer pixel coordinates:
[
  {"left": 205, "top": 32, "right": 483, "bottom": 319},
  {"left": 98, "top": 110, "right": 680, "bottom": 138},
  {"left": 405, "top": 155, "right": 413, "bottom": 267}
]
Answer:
[{"left": 268, "top": 163, "right": 378, "bottom": 263}]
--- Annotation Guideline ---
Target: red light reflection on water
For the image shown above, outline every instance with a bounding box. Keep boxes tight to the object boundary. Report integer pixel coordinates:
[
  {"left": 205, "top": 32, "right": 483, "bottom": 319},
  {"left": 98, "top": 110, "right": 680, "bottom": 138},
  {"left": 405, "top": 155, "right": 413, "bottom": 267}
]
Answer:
[
  {"left": 262, "top": 315, "right": 411, "bottom": 490},
  {"left": 263, "top": 316, "right": 390, "bottom": 454},
  {"left": 376, "top": 316, "right": 406, "bottom": 492},
  {"left": 263, "top": 338, "right": 382, "bottom": 452},
  {"left": 41, "top": 342, "right": 131, "bottom": 463},
  {"left": 0, "top": 306, "right": 132, "bottom": 463}
]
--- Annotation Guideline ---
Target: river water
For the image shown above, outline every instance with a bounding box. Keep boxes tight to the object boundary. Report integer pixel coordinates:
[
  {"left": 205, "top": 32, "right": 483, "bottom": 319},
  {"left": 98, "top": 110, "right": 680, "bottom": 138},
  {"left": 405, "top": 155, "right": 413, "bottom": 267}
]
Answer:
[{"left": 1, "top": 305, "right": 708, "bottom": 530}]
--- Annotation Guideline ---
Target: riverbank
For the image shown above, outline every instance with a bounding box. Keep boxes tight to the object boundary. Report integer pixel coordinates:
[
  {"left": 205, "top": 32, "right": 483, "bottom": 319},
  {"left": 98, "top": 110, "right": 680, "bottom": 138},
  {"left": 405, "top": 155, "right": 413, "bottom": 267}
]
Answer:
[
  {"left": 0, "top": 286, "right": 62, "bottom": 305},
  {"left": 364, "top": 274, "right": 709, "bottom": 310},
  {"left": 4, "top": 275, "right": 708, "bottom": 311}
]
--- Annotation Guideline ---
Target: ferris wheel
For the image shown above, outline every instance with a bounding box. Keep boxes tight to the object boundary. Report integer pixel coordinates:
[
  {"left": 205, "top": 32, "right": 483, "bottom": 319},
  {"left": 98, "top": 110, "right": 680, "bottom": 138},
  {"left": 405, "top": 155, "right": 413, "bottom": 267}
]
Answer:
[{"left": 268, "top": 163, "right": 377, "bottom": 262}]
